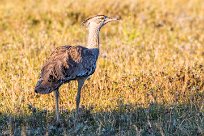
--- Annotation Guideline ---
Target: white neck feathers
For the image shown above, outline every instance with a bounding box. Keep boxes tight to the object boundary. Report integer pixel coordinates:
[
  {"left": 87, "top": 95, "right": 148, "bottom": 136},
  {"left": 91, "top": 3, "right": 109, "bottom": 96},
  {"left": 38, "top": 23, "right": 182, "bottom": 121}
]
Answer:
[{"left": 87, "top": 25, "right": 100, "bottom": 49}]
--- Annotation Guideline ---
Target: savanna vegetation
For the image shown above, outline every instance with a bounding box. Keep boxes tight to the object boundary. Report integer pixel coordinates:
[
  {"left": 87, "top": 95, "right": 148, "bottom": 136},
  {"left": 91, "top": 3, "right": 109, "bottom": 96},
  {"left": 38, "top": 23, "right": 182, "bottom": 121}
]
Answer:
[{"left": 0, "top": 0, "right": 203, "bottom": 135}]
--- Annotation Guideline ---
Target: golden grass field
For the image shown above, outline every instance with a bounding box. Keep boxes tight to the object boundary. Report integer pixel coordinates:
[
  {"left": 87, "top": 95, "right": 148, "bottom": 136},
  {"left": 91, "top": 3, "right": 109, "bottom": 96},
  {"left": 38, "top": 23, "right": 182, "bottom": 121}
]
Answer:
[{"left": 0, "top": 0, "right": 204, "bottom": 135}]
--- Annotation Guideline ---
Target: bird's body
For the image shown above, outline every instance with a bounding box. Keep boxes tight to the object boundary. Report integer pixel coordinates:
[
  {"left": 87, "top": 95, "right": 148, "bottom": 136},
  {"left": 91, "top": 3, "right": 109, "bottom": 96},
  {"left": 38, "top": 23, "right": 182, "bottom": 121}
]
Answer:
[
  {"left": 35, "top": 45, "right": 99, "bottom": 94},
  {"left": 35, "top": 15, "right": 120, "bottom": 122}
]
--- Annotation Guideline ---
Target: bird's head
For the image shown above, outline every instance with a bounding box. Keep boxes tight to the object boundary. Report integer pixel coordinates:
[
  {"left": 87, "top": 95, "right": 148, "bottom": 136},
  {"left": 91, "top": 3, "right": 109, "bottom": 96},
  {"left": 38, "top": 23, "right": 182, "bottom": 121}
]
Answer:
[{"left": 82, "top": 15, "right": 120, "bottom": 30}]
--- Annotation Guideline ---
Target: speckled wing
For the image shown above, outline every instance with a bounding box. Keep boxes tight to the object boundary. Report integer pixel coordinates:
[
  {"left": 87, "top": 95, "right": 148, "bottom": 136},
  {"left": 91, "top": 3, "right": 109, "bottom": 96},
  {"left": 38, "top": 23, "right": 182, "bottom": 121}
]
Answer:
[
  {"left": 35, "top": 45, "right": 99, "bottom": 93},
  {"left": 62, "top": 46, "right": 99, "bottom": 80},
  {"left": 76, "top": 47, "right": 99, "bottom": 77}
]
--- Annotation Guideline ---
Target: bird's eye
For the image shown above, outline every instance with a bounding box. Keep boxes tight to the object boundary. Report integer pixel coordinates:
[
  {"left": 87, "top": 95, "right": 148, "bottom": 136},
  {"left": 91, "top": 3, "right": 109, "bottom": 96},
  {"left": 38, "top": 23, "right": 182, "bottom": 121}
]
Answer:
[{"left": 99, "top": 16, "right": 105, "bottom": 20}]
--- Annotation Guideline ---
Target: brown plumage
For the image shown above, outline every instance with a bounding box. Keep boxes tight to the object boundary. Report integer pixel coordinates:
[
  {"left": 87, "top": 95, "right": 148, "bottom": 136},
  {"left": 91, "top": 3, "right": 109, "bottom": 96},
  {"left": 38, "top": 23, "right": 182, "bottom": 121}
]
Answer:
[
  {"left": 35, "top": 15, "right": 120, "bottom": 122},
  {"left": 35, "top": 46, "right": 99, "bottom": 94}
]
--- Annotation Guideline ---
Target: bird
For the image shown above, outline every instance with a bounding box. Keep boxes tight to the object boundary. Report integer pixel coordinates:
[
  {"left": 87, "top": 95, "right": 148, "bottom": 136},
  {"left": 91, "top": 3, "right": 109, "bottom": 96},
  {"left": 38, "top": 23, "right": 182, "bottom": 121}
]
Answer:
[{"left": 34, "top": 15, "right": 120, "bottom": 122}]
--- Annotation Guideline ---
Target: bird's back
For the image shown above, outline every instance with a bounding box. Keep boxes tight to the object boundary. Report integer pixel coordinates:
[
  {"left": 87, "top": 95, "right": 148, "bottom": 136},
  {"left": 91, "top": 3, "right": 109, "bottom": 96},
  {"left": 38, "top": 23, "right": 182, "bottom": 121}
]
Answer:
[{"left": 35, "top": 45, "right": 99, "bottom": 94}]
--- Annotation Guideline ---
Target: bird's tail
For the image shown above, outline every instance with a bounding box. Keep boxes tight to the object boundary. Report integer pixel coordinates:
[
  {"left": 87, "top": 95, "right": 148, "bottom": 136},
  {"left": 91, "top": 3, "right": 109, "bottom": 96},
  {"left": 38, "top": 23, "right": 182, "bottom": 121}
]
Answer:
[{"left": 35, "top": 78, "right": 53, "bottom": 94}]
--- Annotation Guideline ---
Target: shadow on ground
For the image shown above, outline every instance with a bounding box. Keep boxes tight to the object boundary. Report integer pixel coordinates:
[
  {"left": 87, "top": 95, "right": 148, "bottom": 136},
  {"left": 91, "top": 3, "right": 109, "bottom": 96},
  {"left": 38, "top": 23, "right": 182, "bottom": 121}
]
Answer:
[{"left": 0, "top": 101, "right": 203, "bottom": 136}]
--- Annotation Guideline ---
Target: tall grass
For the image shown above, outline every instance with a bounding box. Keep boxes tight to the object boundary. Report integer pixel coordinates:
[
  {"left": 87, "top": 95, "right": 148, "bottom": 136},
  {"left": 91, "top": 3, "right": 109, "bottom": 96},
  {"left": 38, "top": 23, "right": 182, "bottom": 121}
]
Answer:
[{"left": 0, "top": 0, "right": 203, "bottom": 135}]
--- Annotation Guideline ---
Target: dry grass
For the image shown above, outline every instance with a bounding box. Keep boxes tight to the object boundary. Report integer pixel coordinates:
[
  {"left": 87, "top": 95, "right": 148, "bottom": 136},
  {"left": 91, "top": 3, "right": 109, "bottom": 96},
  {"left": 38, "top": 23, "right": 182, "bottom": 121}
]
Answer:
[{"left": 0, "top": 0, "right": 204, "bottom": 135}]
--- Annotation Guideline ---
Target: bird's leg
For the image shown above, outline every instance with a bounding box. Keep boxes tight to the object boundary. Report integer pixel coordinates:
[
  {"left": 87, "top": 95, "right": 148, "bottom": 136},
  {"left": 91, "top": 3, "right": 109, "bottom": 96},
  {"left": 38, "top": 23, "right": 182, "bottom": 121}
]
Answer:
[
  {"left": 76, "top": 78, "right": 86, "bottom": 116},
  {"left": 54, "top": 89, "right": 60, "bottom": 123}
]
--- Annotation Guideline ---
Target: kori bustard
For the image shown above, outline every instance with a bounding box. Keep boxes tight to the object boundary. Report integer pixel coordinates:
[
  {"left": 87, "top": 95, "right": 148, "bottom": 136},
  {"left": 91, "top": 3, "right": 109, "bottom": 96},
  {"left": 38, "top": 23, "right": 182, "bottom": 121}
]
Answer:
[{"left": 35, "top": 15, "right": 120, "bottom": 122}]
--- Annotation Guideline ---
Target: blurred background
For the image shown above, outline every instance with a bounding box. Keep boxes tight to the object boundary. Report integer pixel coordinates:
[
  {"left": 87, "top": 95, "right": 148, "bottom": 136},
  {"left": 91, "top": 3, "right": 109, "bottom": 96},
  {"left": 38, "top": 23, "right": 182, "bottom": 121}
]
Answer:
[{"left": 0, "top": 0, "right": 203, "bottom": 135}]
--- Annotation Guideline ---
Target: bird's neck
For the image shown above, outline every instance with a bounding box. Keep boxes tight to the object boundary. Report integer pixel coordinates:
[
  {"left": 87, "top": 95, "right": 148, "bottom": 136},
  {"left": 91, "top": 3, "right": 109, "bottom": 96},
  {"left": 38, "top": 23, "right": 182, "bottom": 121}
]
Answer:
[{"left": 87, "top": 27, "right": 100, "bottom": 49}]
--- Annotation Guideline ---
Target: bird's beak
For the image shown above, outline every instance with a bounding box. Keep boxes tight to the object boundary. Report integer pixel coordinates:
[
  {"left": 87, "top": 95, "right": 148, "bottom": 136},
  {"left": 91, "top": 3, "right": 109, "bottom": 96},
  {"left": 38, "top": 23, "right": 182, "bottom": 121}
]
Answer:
[{"left": 104, "top": 16, "right": 121, "bottom": 24}]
